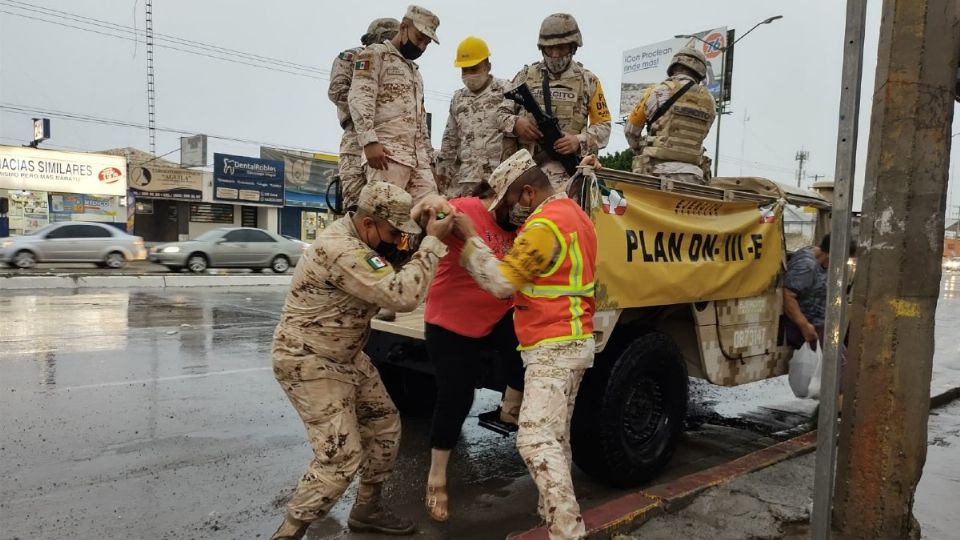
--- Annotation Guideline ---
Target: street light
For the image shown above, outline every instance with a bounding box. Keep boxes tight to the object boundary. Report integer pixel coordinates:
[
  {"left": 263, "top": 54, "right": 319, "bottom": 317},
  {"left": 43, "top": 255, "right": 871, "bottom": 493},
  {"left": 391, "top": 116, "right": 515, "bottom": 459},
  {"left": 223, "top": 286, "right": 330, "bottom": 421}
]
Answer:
[{"left": 675, "top": 15, "right": 783, "bottom": 177}]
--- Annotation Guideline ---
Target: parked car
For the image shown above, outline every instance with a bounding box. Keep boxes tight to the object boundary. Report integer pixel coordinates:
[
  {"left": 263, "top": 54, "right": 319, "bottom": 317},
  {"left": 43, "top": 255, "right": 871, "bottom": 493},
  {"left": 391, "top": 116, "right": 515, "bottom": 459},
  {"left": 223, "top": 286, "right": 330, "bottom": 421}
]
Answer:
[
  {"left": 0, "top": 221, "right": 146, "bottom": 269},
  {"left": 149, "top": 227, "right": 302, "bottom": 273},
  {"left": 944, "top": 257, "right": 960, "bottom": 272},
  {"left": 281, "top": 234, "right": 311, "bottom": 254}
]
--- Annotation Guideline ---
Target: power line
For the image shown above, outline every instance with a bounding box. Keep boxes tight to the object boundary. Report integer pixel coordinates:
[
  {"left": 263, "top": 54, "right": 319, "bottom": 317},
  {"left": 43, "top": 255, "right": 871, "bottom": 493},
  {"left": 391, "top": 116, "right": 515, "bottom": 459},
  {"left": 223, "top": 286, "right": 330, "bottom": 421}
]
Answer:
[
  {"left": 0, "top": 1, "right": 456, "bottom": 102},
  {"left": 0, "top": 103, "right": 336, "bottom": 155}
]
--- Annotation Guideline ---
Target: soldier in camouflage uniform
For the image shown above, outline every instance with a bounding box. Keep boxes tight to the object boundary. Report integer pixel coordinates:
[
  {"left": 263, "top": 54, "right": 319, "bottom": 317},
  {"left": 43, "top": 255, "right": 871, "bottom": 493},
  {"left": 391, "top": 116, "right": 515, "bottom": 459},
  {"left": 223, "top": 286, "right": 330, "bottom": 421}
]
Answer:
[
  {"left": 435, "top": 36, "right": 510, "bottom": 198},
  {"left": 624, "top": 47, "right": 717, "bottom": 185},
  {"left": 348, "top": 5, "right": 440, "bottom": 205},
  {"left": 328, "top": 18, "right": 399, "bottom": 212},
  {"left": 454, "top": 150, "right": 598, "bottom": 540},
  {"left": 269, "top": 182, "right": 454, "bottom": 540},
  {"left": 498, "top": 13, "right": 612, "bottom": 190}
]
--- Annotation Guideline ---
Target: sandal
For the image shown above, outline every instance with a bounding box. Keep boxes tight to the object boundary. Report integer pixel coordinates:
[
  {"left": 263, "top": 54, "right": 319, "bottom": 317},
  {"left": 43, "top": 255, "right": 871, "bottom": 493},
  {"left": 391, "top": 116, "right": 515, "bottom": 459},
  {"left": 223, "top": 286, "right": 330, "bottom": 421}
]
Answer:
[{"left": 425, "top": 484, "right": 449, "bottom": 522}]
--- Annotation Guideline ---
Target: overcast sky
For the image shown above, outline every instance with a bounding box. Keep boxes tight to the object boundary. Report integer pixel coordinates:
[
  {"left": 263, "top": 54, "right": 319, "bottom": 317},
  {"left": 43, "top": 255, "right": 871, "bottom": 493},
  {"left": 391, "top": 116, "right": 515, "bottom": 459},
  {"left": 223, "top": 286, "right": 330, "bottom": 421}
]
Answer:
[{"left": 1, "top": 0, "right": 959, "bottom": 219}]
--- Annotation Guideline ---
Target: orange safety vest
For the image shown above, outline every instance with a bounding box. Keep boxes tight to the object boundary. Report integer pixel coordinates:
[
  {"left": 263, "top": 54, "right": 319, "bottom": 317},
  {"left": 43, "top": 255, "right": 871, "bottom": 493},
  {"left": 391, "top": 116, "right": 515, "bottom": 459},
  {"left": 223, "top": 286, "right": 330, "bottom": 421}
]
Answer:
[{"left": 514, "top": 198, "right": 597, "bottom": 350}]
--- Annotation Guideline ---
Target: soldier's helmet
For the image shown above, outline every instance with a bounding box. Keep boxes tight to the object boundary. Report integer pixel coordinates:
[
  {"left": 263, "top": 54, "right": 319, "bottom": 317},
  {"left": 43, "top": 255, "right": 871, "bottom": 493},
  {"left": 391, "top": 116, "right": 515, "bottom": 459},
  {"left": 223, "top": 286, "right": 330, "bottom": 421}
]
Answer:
[
  {"left": 537, "top": 13, "right": 582, "bottom": 48},
  {"left": 362, "top": 18, "right": 400, "bottom": 46},
  {"left": 668, "top": 47, "right": 708, "bottom": 80}
]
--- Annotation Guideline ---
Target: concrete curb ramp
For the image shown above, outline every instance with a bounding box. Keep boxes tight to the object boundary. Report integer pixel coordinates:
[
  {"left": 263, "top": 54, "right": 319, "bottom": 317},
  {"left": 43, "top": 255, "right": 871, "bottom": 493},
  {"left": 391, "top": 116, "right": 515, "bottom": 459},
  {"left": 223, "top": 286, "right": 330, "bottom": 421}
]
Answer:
[
  {"left": 513, "top": 388, "right": 960, "bottom": 540},
  {"left": 0, "top": 274, "right": 292, "bottom": 290}
]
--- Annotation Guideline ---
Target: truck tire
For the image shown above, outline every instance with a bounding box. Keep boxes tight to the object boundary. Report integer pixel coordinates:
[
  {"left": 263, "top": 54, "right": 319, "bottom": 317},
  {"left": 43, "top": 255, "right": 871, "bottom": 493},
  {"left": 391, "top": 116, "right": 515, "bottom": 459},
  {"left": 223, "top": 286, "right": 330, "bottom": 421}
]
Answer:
[{"left": 571, "top": 331, "right": 688, "bottom": 487}]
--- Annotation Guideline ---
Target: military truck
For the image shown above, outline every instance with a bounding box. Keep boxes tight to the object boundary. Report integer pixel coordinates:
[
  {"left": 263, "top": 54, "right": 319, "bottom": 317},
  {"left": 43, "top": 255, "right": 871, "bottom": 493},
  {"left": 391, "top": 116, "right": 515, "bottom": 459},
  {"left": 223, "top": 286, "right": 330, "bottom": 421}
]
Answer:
[{"left": 366, "top": 168, "right": 829, "bottom": 488}]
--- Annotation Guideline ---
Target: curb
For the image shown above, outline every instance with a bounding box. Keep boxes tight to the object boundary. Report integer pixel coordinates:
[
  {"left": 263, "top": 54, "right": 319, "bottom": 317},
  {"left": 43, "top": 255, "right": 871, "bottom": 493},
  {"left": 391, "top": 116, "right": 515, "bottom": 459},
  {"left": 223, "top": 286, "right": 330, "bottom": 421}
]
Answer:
[
  {"left": 512, "top": 386, "right": 960, "bottom": 540},
  {"left": 0, "top": 274, "right": 292, "bottom": 290}
]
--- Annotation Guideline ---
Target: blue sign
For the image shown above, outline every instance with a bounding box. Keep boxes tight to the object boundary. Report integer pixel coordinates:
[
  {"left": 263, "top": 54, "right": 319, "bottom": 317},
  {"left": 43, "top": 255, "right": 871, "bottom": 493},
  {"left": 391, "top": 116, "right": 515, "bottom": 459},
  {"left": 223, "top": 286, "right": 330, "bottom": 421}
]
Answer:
[{"left": 213, "top": 153, "right": 285, "bottom": 207}]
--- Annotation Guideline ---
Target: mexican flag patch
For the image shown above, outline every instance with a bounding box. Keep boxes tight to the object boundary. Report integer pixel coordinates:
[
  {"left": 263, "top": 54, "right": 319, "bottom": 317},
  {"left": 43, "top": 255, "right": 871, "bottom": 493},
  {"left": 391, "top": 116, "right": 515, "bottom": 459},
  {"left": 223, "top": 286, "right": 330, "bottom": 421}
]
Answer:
[
  {"left": 601, "top": 188, "right": 627, "bottom": 215},
  {"left": 366, "top": 254, "right": 388, "bottom": 270},
  {"left": 355, "top": 60, "right": 371, "bottom": 71},
  {"left": 339, "top": 50, "right": 355, "bottom": 61}
]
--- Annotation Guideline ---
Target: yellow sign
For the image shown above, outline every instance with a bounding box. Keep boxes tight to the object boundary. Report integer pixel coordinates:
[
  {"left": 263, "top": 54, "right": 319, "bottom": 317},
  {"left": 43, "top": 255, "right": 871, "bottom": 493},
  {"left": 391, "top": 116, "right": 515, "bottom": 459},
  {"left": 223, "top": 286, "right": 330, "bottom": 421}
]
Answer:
[{"left": 590, "top": 180, "right": 784, "bottom": 309}]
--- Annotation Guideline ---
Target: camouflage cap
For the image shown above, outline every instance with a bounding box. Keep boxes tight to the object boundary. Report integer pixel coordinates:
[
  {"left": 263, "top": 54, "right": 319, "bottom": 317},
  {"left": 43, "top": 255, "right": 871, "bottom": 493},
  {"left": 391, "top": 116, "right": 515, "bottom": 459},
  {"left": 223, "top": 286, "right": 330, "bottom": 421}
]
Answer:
[
  {"left": 404, "top": 5, "right": 440, "bottom": 44},
  {"left": 357, "top": 182, "right": 422, "bottom": 234},
  {"left": 487, "top": 149, "right": 538, "bottom": 211}
]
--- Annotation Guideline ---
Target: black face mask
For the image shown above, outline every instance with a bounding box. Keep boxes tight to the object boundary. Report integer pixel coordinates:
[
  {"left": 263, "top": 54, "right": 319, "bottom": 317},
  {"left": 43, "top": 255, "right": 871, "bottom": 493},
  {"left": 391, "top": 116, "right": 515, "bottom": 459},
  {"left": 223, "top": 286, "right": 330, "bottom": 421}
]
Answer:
[
  {"left": 399, "top": 32, "right": 424, "bottom": 60},
  {"left": 373, "top": 225, "right": 408, "bottom": 265}
]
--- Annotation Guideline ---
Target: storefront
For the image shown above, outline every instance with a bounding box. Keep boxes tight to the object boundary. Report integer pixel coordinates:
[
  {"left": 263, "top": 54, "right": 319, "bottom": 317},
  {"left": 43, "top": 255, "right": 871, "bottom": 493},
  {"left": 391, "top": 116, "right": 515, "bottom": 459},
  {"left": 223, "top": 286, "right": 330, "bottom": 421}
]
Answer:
[
  {"left": 206, "top": 152, "right": 283, "bottom": 236},
  {"left": 0, "top": 145, "right": 127, "bottom": 237},
  {"left": 261, "top": 146, "right": 337, "bottom": 241},
  {"left": 127, "top": 153, "right": 205, "bottom": 242}
]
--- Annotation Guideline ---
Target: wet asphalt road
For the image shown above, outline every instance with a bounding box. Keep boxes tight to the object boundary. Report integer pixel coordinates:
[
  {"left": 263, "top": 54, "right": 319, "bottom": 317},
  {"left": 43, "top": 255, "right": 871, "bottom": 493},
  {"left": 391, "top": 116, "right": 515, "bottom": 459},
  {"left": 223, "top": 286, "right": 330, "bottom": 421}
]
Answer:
[{"left": 1, "top": 275, "right": 957, "bottom": 540}]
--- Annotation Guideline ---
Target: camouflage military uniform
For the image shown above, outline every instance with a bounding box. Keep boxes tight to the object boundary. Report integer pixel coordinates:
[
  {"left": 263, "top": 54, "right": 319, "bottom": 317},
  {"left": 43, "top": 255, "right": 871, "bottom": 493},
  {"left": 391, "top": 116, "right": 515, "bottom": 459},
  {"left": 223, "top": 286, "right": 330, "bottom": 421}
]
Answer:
[
  {"left": 624, "top": 74, "right": 716, "bottom": 185},
  {"left": 498, "top": 62, "right": 611, "bottom": 189},
  {"left": 349, "top": 40, "right": 437, "bottom": 204},
  {"left": 272, "top": 184, "right": 447, "bottom": 522},
  {"left": 329, "top": 46, "right": 366, "bottom": 210},
  {"left": 436, "top": 77, "right": 510, "bottom": 198}
]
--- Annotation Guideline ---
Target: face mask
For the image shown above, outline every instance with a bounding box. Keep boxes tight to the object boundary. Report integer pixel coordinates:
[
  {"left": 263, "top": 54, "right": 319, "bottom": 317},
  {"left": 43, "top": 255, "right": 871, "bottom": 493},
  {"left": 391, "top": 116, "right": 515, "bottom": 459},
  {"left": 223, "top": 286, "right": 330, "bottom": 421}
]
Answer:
[
  {"left": 508, "top": 201, "right": 532, "bottom": 227},
  {"left": 543, "top": 53, "right": 572, "bottom": 74},
  {"left": 371, "top": 224, "right": 402, "bottom": 264},
  {"left": 496, "top": 216, "right": 519, "bottom": 232},
  {"left": 399, "top": 30, "right": 424, "bottom": 60},
  {"left": 462, "top": 73, "right": 489, "bottom": 93}
]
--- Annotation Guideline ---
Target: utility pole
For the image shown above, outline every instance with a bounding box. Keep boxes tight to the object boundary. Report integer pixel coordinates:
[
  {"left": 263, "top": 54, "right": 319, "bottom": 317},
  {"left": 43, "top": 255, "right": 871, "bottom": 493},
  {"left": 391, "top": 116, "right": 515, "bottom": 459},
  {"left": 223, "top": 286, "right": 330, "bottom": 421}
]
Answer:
[
  {"left": 145, "top": 0, "right": 157, "bottom": 156},
  {"left": 809, "top": 173, "right": 826, "bottom": 184},
  {"left": 832, "top": 2, "right": 960, "bottom": 540},
  {"left": 795, "top": 149, "right": 809, "bottom": 187}
]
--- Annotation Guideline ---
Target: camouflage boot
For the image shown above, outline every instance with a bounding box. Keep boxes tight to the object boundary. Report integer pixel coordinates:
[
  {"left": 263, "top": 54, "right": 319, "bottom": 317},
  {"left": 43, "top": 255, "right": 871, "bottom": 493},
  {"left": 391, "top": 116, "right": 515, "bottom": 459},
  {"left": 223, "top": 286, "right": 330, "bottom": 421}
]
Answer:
[
  {"left": 269, "top": 513, "right": 310, "bottom": 540},
  {"left": 348, "top": 482, "right": 416, "bottom": 535}
]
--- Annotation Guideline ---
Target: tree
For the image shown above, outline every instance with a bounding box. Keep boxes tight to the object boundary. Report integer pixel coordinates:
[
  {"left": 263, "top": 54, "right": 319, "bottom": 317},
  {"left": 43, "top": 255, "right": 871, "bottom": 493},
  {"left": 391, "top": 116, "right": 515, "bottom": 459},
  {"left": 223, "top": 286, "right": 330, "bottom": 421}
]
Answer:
[{"left": 598, "top": 149, "right": 634, "bottom": 172}]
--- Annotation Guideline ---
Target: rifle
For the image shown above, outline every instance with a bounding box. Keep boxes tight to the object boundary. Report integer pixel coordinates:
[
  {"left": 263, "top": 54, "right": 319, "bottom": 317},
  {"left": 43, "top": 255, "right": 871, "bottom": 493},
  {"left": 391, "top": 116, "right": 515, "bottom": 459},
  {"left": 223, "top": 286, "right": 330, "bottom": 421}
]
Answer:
[{"left": 504, "top": 82, "right": 580, "bottom": 176}]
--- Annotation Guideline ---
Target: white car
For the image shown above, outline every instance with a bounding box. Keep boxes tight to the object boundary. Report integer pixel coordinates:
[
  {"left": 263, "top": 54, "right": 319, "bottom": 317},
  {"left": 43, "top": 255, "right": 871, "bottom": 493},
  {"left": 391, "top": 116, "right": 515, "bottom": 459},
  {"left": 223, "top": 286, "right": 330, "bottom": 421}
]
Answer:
[
  {"left": 149, "top": 227, "right": 303, "bottom": 273},
  {"left": 0, "top": 222, "right": 147, "bottom": 269}
]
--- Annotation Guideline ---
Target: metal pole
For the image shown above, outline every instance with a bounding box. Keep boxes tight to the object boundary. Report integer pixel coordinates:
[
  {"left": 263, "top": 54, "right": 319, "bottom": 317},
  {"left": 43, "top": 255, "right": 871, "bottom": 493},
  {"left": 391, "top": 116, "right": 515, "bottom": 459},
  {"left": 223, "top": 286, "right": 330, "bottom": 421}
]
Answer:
[
  {"left": 810, "top": 0, "right": 867, "bottom": 537},
  {"left": 713, "top": 47, "right": 725, "bottom": 177}
]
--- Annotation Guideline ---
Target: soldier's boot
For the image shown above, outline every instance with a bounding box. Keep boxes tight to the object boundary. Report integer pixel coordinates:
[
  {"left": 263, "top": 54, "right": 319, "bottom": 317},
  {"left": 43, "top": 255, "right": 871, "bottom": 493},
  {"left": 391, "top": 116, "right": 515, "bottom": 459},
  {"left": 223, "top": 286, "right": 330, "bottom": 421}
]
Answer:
[
  {"left": 376, "top": 309, "right": 397, "bottom": 322},
  {"left": 269, "top": 513, "right": 311, "bottom": 540},
  {"left": 499, "top": 386, "right": 523, "bottom": 425},
  {"left": 348, "top": 482, "right": 416, "bottom": 535}
]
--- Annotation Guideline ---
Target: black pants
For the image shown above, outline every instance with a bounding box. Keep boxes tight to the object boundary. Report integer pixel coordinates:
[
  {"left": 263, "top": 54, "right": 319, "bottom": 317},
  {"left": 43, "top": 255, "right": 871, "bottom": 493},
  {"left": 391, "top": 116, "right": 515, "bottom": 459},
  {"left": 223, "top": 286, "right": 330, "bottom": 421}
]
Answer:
[{"left": 425, "top": 312, "right": 525, "bottom": 450}]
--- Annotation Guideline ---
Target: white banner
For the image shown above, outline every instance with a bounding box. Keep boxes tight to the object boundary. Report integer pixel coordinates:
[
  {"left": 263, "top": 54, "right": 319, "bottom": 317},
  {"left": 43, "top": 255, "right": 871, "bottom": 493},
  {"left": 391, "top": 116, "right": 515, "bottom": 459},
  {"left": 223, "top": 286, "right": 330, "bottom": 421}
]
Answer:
[
  {"left": 620, "top": 27, "right": 728, "bottom": 116},
  {"left": 0, "top": 145, "right": 127, "bottom": 196}
]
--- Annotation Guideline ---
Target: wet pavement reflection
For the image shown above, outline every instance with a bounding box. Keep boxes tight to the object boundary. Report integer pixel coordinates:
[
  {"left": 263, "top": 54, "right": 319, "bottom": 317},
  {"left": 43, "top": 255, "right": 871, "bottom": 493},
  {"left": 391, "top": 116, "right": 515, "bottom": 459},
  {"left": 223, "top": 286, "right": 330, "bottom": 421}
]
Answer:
[{"left": 0, "top": 277, "right": 956, "bottom": 539}]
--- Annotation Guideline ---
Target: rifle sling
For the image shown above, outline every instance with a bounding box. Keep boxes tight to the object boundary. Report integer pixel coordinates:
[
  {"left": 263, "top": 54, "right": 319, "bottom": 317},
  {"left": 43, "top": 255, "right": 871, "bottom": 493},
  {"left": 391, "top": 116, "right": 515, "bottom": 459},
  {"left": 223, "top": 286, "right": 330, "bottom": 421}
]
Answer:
[
  {"left": 646, "top": 80, "right": 696, "bottom": 133},
  {"left": 542, "top": 71, "right": 553, "bottom": 118}
]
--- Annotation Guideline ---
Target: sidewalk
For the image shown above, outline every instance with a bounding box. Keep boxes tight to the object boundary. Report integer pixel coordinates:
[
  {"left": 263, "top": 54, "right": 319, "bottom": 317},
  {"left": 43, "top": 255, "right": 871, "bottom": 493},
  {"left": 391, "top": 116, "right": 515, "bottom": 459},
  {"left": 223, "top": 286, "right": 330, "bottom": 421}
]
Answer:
[
  {"left": 0, "top": 262, "right": 293, "bottom": 290},
  {"left": 615, "top": 397, "right": 960, "bottom": 540}
]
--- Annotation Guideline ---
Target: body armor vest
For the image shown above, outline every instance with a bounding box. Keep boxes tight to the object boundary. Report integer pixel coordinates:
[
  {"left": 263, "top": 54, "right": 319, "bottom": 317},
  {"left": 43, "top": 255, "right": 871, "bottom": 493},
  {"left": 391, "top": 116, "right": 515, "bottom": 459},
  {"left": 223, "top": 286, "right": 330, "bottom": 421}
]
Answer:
[{"left": 643, "top": 79, "right": 715, "bottom": 165}]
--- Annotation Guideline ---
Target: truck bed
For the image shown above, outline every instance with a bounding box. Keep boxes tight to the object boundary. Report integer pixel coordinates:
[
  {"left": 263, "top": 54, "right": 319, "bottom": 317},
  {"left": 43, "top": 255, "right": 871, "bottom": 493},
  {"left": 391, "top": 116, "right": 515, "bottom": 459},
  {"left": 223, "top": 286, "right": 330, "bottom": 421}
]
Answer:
[{"left": 370, "top": 306, "right": 426, "bottom": 340}]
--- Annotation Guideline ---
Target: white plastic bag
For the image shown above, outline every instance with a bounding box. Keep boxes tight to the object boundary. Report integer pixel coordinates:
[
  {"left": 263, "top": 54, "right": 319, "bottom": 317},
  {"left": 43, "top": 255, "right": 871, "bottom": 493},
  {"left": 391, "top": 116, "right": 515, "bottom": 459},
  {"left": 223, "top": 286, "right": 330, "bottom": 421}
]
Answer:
[{"left": 788, "top": 342, "right": 823, "bottom": 399}]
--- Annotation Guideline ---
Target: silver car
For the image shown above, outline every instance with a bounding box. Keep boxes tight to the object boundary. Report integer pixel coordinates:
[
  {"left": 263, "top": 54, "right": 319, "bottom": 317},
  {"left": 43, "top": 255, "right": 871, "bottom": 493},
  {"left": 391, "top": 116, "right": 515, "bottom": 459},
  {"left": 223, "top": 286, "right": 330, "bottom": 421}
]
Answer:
[
  {"left": 0, "top": 221, "right": 147, "bottom": 269},
  {"left": 149, "top": 227, "right": 303, "bottom": 273}
]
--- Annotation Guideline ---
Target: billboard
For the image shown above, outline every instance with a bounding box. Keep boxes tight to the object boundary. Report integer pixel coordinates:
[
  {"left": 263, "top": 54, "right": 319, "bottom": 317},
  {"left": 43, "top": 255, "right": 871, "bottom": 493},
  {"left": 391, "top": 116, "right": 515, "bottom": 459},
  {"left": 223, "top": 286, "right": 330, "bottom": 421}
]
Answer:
[
  {"left": 620, "top": 27, "right": 731, "bottom": 116},
  {"left": 212, "top": 153, "right": 284, "bottom": 207},
  {"left": 129, "top": 164, "right": 203, "bottom": 201},
  {"left": 180, "top": 134, "right": 208, "bottom": 167},
  {"left": 0, "top": 145, "right": 127, "bottom": 196}
]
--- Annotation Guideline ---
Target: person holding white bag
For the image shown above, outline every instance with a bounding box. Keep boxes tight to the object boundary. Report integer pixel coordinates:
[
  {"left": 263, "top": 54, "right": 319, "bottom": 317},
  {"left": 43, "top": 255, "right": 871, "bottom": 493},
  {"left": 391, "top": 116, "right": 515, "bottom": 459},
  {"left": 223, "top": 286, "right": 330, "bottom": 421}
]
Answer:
[{"left": 783, "top": 234, "right": 856, "bottom": 398}]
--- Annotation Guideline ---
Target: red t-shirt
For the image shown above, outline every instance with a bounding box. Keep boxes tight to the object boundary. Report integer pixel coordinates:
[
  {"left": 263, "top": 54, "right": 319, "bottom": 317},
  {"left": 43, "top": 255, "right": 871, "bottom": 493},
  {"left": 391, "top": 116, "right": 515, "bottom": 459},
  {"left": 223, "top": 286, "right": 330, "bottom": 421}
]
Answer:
[{"left": 424, "top": 197, "right": 517, "bottom": 337}]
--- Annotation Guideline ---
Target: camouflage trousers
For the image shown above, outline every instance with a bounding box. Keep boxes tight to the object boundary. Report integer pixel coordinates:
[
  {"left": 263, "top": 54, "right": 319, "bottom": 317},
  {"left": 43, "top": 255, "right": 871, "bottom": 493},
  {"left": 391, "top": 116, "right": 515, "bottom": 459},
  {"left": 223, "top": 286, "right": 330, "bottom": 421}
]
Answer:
[
  {"left": 339, "top": 153, "right": 365, "bottom": 212},
  {"left": 275, "top": 357, "right": 401, "bottom": 522},
  {"left": 364, "top": 159, "right": 437, "bottom": 205},
  {"left": 516, "top": 363, "right": 587, "bottom": 540},
  {"left": 443, "top": 181, "right": 478, "bottom": 199}
]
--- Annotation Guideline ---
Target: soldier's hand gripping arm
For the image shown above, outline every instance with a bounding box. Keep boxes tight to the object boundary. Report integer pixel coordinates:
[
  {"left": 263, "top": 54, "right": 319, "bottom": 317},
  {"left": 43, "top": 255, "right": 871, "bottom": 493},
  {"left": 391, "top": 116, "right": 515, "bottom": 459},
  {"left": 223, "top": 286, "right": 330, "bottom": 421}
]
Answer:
[
  {"left": 624, "top": 85, "right": 656, "bottom": 152},
  {"left": 497, "top": 69, "right": 530, "bottom": 139},
  {"left": 348, "top": 47, "right": 389, "bottom": 170},
  {"left": 578, "top": 75, "right": 612, "bottom": 155},
  {"left": 335, "top": 211, "right": 453, "bottom": 312},
  {"left": 456, "top": 213, "right": 560, "bottom": 299}
]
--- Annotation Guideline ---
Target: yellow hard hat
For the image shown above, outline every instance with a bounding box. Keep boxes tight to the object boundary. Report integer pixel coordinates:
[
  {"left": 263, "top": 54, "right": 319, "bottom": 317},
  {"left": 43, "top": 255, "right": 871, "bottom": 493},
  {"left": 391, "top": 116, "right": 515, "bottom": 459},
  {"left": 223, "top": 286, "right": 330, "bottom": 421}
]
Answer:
[{"left": 454, "top": 36, "right": 491, "bottom": 68}]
